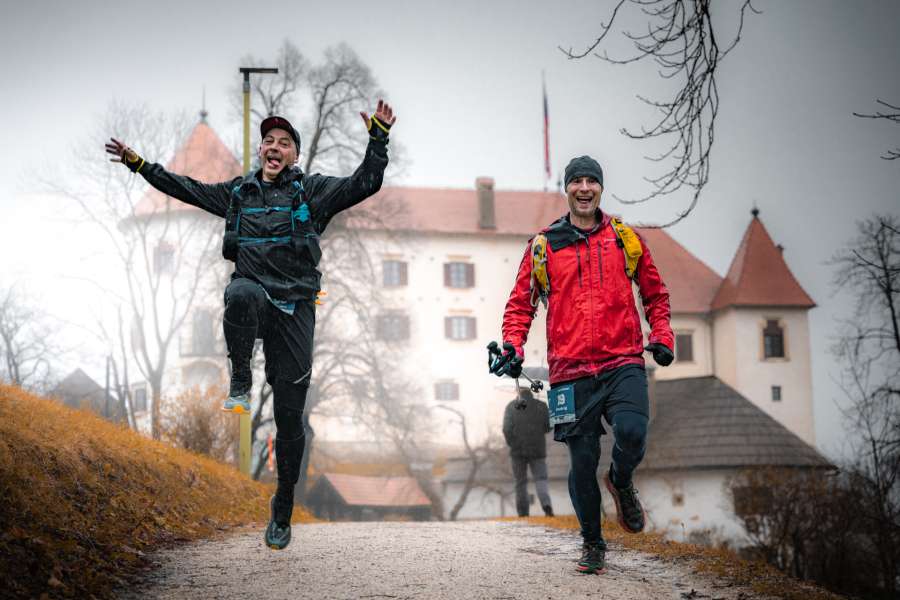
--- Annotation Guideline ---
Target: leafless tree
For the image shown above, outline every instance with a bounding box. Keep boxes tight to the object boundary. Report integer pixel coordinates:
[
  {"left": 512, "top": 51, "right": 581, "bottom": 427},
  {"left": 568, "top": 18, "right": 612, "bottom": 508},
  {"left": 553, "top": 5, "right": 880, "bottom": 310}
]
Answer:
[
  {"left": 0, "top": 285, "right": 60, "bottom": 393},
  {"left": 231, "top": 40, "right": 404, "bottom": 177},
  {"left": 45, "top": 102, "right": 225, "bottom": 439},
  {"left": 830, "top": 214, "right": 900, "bottom": 595},
  {"left": 561, "top": 0, "right": 759, "bottom": 227},
  {"left": 436, "top": 405, "right": 509, "bottom": 521},
  {"left": 854, "top": 99, "right": 900, "bottom": 160}
]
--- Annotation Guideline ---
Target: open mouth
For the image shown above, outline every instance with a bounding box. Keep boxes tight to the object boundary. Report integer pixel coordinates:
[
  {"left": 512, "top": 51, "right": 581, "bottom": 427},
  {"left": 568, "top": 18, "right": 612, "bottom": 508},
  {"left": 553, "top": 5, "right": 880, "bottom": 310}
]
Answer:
[
  {"left": 575, "top": 196, "right": 593, "bottom": 209},
  {"left": 265, "top": 153, "right": 282, "bottom": 170}
]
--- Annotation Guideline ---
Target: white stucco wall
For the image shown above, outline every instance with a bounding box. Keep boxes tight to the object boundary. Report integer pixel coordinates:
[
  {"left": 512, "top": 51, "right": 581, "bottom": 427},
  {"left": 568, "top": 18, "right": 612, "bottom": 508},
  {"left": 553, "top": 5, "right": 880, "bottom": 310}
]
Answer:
[
  {"left": 359, "top": 230, "right": 547, "bottom": 446},
  {"left": 443, "top": 467, "right": 749, "bottom": 546},
  {"left": 635, "top": 469, "right": 747, "bottom": 545},
  {"left": 713, "top": 307, "right": 816, "bottom": 446}
]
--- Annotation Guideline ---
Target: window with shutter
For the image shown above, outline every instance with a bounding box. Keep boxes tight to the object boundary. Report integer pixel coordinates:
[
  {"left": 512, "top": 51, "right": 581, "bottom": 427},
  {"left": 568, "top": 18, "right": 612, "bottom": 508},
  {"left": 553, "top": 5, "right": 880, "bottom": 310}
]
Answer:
[
  {"left": 434, "top": 381, "right": 460, "bottom": 401},
  {"left": 675, "top": 332, "right": 693, "bottom": 362},
  {"left": 383, "top": 260, "right": 408, "bottom": 287},
  {"left": 192, "top": 309, "right": 216, "bottom": 356},
  {"left": 445, "top": 262, "right": 474, "bottom": 288},
  {"left": 377, "top": 312, "right": 410, "bottom": 341},
  {"left": 445, "top": 316, "right": 476, "bottom": 340}
]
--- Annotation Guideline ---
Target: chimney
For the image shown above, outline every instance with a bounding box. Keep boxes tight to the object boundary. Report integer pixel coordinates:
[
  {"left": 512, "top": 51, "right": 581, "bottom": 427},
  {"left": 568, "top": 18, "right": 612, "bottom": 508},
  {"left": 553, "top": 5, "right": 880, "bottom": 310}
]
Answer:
[
  {"left": 647, "top": 365, "right": 657, "bottom": 423},
  {"left": 476, "top": 177, "right": 496, "bottom": 230}
]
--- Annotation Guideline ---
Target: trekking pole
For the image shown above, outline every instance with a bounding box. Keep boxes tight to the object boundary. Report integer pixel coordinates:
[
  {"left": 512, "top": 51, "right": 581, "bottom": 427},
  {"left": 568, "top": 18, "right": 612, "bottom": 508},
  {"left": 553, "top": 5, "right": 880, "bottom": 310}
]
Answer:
[{"left": 487, "top": 341, "right": 545, "bottom": 394}]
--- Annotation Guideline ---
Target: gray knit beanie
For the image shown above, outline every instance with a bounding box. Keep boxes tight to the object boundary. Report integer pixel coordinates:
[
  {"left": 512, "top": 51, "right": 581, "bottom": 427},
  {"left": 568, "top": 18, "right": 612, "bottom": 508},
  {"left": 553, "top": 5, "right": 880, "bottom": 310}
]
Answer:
[{"left": 564, "top": 155, "right": 604, "bottom": 188}]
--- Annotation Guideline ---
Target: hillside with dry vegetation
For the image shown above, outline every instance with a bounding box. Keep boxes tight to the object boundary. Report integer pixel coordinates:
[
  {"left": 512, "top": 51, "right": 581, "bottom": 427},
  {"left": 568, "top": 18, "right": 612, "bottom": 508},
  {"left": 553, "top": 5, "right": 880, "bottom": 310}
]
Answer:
[{"left": 0, "top": 384, "right": 312, "bottom": 599}]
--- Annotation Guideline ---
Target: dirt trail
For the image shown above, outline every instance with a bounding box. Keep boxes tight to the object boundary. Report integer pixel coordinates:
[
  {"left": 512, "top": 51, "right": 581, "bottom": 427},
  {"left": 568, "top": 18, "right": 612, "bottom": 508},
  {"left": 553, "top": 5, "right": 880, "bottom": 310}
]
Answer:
[{"left": 118, "top": 521, "right": 772, "bottom": 600}]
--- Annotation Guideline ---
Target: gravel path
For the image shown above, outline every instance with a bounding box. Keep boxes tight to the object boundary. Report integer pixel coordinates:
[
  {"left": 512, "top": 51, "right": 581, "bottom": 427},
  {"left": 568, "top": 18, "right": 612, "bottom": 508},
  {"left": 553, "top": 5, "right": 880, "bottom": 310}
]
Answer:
[{"left": 118, "top": 521, "right": 770, "bottom": 600}]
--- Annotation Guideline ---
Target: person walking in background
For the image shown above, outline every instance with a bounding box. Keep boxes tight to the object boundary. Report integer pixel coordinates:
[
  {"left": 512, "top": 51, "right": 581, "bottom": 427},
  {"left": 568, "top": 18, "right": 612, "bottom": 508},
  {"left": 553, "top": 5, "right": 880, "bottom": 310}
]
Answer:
[{"left": 503, "top": 388, "right": 554, "bottom": 518}]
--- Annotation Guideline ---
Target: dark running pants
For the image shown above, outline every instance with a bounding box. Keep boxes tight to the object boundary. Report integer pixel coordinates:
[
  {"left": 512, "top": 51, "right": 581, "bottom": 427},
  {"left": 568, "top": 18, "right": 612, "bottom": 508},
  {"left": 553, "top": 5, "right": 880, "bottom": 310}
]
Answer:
[
  {"left": 224, "top": 277, "right": 314, "bottom": 501},
  {"left": 555, "top": 365, "right": 649, "bottom": 547}
]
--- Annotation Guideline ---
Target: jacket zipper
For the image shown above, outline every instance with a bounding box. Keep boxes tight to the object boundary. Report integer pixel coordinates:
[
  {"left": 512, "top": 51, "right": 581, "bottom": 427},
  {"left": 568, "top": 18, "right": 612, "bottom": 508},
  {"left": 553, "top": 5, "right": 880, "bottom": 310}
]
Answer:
[
  {"left": 575, "top": 243, "right": 583, "bottom": 288},
  {"left": 596, "top": 239, "right": 603, "bottom": 288}
]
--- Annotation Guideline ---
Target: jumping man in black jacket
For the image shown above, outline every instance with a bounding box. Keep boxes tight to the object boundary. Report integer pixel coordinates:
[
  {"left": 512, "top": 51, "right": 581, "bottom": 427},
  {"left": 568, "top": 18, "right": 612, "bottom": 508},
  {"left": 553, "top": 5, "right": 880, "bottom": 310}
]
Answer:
[{"left": 105, "top": 100, "right": 396, "bottom": 550}]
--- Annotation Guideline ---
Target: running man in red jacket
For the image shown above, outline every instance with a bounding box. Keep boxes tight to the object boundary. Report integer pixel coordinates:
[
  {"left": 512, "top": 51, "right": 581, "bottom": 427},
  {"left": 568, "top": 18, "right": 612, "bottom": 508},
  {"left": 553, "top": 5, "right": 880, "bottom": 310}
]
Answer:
[{"left": 498, "top": 155, "right": 674, "bottom": 574}]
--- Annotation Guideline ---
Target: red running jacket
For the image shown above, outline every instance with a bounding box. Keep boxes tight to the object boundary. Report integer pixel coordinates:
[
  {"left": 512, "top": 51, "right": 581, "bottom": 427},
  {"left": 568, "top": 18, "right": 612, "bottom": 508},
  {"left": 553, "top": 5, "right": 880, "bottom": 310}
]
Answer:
[{"left": 502, "top": 211, "right": 674, "bottom": 385}]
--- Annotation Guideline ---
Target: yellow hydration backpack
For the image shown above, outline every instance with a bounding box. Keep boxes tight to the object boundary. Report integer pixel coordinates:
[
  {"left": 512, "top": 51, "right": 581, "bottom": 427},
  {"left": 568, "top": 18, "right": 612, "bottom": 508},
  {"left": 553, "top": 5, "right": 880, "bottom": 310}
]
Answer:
[
  {"left": 610, "top": 217, "right": 642, "bottom": 279},
  {"left": 530, "top": 234, "right": 550, "bottom": 308}
]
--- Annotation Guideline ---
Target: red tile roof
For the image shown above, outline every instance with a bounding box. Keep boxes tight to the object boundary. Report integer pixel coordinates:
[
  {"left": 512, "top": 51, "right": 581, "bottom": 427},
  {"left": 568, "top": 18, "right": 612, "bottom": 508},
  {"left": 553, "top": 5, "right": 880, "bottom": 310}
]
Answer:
[
  {"left": 320, "top": 473, "right": 431, "bottom": 507},
  {"left": 637, "top": 228, "right": 723, "bottom": 314},
  {"left": 351, "top": 185, "right": 569, "bottom": 236},
  {"left": 133, "top": 122, "right": 241, "bottom": 216},
  {"left": 711, "top": 214, "right": 815, "bottom": 310}
]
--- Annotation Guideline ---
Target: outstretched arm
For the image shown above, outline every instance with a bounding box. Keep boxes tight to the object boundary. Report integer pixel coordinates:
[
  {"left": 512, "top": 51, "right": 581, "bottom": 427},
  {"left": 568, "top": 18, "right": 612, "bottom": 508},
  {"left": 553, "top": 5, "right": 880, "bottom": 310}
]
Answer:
[
  {"left": 305, "top": 100, "right": 396, "bottom": 232},
  {"left": 105, "top": 137, "right": 233, "bottom": 218}
]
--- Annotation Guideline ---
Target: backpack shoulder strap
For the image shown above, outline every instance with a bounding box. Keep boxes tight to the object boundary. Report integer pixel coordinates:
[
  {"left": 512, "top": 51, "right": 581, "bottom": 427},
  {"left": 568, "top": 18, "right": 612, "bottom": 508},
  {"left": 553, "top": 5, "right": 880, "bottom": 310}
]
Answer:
[
  {"left": 610, "top": 217, "right": 643, "bottom": 279},
  {"left": 530, "top": 233, "right": 550, "bottom": 309}
]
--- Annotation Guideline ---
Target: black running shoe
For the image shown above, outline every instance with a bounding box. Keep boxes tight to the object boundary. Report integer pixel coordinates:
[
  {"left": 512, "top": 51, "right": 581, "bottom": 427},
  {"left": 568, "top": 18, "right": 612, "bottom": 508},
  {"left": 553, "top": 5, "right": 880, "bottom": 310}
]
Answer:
[
  {"left": 264, "top": 495, "right": 292, "bottom": 550},
  {"left": 604, "top": 471, "right": 645, "bottom": 533},
  {"left": 575, "top": 542, "right": 606, "bottom": 574}
]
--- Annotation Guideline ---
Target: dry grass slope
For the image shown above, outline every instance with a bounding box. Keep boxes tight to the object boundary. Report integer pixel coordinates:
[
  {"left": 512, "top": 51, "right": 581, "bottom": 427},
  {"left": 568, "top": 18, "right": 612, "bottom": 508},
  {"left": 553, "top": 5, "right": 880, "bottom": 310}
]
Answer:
[
  {"left": 521, "top": 515, "right": 845, "bottom": 600},
  {"left": 0, "top": 384, "right": 312, "bottom": 600}
]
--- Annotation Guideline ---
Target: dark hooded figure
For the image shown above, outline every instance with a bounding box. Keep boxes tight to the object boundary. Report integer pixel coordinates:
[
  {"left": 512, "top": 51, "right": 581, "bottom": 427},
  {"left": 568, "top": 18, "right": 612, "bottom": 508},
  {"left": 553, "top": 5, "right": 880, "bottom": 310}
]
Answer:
[{"left": 502, "top": 388, "right": 554, "bottom": 517}]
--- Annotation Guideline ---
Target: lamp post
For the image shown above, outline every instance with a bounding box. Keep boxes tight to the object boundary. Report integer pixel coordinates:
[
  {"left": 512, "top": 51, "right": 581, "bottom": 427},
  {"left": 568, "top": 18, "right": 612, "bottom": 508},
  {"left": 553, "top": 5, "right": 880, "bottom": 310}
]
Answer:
[{"left": 237, "top": 66, "right": 278, "bottom": 476}]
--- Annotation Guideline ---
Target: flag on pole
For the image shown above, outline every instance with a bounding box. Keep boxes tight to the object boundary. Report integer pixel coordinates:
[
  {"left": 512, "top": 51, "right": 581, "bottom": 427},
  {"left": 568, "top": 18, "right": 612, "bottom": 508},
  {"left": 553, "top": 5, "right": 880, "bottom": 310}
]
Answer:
[{"left": 542, "top": 72, "right": 551, "bottom": 183}]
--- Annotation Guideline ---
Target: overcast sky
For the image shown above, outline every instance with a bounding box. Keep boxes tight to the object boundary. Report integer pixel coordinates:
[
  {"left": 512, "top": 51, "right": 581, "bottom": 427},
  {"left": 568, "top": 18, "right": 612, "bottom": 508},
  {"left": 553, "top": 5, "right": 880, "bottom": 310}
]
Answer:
[{"left": 1, "top": 0, "right": 898, "bottom": 458}]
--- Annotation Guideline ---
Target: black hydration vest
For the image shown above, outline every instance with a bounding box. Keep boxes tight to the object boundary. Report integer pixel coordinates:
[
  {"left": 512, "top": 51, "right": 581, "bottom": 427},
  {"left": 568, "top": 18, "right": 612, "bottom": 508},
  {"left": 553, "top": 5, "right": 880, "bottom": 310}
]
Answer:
[{"left": 222, "top": 175, "right": 323, "bottom": 301}]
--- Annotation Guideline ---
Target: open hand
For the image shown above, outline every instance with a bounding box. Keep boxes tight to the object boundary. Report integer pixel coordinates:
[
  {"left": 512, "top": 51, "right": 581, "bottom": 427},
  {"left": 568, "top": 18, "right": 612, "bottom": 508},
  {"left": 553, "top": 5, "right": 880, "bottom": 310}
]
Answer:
[
  {"left": 360, "top": 99, "right": 397, "bottom": 129},
  {"left": 105, "top": 137, "right": 139, "bottom": 164}
]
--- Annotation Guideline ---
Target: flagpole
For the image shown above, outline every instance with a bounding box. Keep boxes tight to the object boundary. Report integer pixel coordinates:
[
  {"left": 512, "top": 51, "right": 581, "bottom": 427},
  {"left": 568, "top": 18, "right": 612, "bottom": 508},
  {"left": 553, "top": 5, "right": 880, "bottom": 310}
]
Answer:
[{"left": 542, "top": 70, "right": 551, "bottom": 193}]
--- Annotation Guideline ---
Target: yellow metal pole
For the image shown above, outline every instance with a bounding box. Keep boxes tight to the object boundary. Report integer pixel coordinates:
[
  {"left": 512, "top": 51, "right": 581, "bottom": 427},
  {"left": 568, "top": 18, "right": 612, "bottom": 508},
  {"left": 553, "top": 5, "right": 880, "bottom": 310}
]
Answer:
[
  {"left": 242, "top": 77, "right": 251, "bottom": 175},
  {"left": 239, "top": 411, "right": 252, "bottom": 475},
  {"left": 239, "top": 74, "right": 252, "bottom": 476},
  {"left": 236, "top": 67, "right": 277, "bottom": 477}
]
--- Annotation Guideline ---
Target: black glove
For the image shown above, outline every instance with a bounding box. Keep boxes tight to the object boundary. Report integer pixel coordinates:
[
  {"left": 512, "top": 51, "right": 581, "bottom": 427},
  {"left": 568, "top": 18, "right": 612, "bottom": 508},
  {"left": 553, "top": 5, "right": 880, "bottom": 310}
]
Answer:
[
  {"left": 505, "top": 353, "right": 523, "bottom": 379},
  {"left": 488, "top": 342, "right": 523, "bottom": 378},
  {"left": 367, "top": 115, "right": 391, "bottom": 143},
  {"left": 123, "top": 147, "right": 145, "bottom": 173},
  {"left": 645, "top": 343, "right": 674, "bottom": 367}
]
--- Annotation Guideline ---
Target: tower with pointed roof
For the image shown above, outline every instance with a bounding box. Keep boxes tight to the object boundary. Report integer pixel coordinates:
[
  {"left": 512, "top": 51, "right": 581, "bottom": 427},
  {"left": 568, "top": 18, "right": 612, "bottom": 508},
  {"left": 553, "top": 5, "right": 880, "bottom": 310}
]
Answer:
[{"left": 708, "top": 209, "right": 817, "bottom": 445}]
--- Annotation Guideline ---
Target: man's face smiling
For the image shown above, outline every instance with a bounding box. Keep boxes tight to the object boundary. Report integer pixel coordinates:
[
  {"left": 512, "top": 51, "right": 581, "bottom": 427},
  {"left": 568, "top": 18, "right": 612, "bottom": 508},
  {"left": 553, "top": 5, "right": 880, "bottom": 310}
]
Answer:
[
  {"left": 258, "top": 128, "right": 298, "bottom": 182},
  {"left": 566, "top": 176, "right": 603, "bottom": 226}
]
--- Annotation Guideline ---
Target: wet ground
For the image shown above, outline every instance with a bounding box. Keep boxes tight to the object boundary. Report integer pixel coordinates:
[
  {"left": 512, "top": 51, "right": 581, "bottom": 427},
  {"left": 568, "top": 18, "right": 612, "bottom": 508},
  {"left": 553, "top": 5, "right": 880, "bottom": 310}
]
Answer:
[{"left": 118, "top": 521, "right": 771, "bottom": 599}]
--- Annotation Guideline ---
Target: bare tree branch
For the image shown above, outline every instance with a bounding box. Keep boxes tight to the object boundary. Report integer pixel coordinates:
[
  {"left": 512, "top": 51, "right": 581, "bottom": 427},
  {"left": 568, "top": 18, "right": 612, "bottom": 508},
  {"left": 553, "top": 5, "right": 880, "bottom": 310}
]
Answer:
[
  {"left": 854, "top": 99, "right": 900, "bottom": 160},
  {"left": 561, "top": 0, "right": 760, "bottom": 227}
]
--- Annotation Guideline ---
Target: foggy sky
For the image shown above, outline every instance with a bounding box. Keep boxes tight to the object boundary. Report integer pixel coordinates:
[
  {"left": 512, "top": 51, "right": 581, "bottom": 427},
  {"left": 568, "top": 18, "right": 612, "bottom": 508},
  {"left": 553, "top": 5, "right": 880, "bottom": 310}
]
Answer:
[{"left": 1, "top": 0, "right": 898, "bottom": 458}]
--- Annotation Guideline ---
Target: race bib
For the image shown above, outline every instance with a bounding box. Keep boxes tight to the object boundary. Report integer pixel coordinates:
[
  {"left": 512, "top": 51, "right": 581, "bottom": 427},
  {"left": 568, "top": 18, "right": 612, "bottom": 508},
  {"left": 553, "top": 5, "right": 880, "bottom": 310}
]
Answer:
[{"left": 548, "top": 383, "right": 576, "bottom": 426}]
